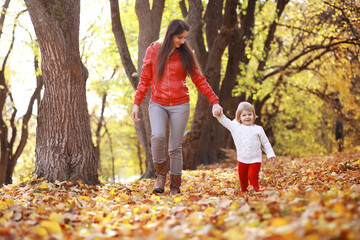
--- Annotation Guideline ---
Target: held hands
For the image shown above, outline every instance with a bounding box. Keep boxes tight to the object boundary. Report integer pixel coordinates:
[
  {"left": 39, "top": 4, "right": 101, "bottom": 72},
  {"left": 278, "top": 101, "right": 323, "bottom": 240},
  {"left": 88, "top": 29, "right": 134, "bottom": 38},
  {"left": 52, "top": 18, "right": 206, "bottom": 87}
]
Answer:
[
  {"left": 132, "top": 104, "right": 140, "bottom": 122},
  {"left": 212, "top": 103, "right": 223, "bottom": 117}
]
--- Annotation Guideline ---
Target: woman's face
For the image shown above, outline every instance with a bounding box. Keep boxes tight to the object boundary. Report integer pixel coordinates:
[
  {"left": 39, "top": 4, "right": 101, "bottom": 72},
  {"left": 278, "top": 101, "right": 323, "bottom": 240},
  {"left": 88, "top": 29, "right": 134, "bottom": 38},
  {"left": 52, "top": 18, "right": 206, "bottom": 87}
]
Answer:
[{"left": 172, "top": 31, "right": 188, "bottom": 49}]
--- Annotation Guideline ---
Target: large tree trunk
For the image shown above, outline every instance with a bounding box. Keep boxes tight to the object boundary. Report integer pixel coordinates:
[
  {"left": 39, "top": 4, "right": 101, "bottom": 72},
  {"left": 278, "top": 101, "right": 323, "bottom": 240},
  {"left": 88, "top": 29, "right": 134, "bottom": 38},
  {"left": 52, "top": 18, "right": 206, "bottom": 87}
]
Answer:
[{"left": 25, "top": 0, "right": 99, "bottom": 185}]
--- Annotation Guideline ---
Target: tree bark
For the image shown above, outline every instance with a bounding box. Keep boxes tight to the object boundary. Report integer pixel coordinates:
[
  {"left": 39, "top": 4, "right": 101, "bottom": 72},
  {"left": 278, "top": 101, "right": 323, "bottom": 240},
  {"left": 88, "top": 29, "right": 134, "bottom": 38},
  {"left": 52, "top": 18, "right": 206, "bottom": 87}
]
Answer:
[
  {"left": 220, "top": 0, "right": 256, "bottom": 114},
  {"left": 197, "top": 0, "right": 225, "bottom": 165},
  {"left": 24, "top": 0, "right": 99, "bottom": 185},
  {"left": 187, "top": 0, "right": 207, "bottom": 68},
  {"left": 183, "top": 0, "right": 237, "bottom": 169},
  {"left": 135, "top": 0, "right": 165, "bottom": 178}
]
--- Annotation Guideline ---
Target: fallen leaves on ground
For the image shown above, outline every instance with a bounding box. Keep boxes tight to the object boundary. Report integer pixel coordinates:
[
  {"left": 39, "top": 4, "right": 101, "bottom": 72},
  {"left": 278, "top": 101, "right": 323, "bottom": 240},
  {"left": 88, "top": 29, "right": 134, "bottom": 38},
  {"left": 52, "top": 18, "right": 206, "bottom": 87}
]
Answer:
[{"left": 1, "top": 150, "right": 360, "bottom": 240}]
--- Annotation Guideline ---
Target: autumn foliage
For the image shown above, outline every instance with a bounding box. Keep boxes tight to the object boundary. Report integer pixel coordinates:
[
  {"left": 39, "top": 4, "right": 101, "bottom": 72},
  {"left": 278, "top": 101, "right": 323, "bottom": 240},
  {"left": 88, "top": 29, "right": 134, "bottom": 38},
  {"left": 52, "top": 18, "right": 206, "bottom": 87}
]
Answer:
[{"left": 1, "top": 150, "right": 360, "bottom": 239}]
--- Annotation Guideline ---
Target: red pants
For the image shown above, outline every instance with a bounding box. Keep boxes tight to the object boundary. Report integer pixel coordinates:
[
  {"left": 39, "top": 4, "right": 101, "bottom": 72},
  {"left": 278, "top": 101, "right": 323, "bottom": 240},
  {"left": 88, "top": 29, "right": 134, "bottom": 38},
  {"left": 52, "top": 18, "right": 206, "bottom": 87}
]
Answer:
[{"left": 237, "top": 162, "right": 261, "bottom": 192}]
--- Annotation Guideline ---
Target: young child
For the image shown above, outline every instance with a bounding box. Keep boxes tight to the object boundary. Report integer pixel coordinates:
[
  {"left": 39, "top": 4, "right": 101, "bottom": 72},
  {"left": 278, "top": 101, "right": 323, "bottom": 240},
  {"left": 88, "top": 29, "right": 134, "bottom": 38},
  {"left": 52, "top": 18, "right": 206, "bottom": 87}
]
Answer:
[{"left": 213, "top": 101, "right": 275, "bottom": 193}]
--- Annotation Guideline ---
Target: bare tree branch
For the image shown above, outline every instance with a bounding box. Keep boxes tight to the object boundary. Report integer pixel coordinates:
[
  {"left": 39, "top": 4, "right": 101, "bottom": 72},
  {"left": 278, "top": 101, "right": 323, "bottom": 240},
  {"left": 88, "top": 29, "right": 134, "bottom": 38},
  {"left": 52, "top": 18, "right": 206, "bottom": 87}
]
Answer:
[
  {"left": 179, "top": 0, "right": 188, "bottom": 18},
  {"left": 261, "top": 39, "right": 359, "bottom": 81},
  {"left": 0, "top": 0, "right": 11, "bottom": 38}
]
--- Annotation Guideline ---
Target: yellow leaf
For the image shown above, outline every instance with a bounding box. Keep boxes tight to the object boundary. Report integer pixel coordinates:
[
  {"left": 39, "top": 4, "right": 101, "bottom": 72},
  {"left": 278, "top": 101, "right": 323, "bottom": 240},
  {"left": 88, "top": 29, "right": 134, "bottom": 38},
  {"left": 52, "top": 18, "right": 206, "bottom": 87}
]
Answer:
[
  {"left": 216, "top": 214, "right": 227, "bottom": 227},
  {"left": 190, "top": 205, "right": 201, "bottom": 211},
  {"left": 0, "top": 203, "right": 6, "bottom": 211},
  {"left": 39, "top": 182, "right": 49, "bottom": 189},
  {"left": 79, "top": 196, "right": 90, "bottom": 201},
  {"left": 32, "top": 226, "right": 48, "bottom": 237},
  {"left": 0, "top": 218, "right": 7, "bottom": 225},
  {"left": 117, "top": 194, "right": 130, "bottom": 203},
  {"left": 173, "top": 197, "right": 181, "bottom": 203},
  {"left": 5, "top": 198, "right": 14, "bottom": 207},
  {"left": 3, "top": 211, "right": 13, "bottom": 220},
  {"left": 40, "top": 221, "right": 62, "bottom": 235},
  {"left": 95, "top": 196, "right": 107, "bottom": 203},
  {"left": 151, "top": 195, "right": 160, "bottom": 201},
  {"left": 203, "top": 207, "right": 216, "bottom": 215},
  {"left": 230, "top": 201, "right": 241, "bottom": 210},
  {"left": 109, "top": 189, "right": 115, "bottom": 196},
  {"left": 23, "top": 176, "right": 30, "bottom": 182},
  {"left": 49, "top": 212, "right": 62, "bottom": 223},
  {"left": 333, "top": 203, "right": 345, "bottom": 213},
  {"left": 271, "top": 217, "right": 289, "bottom": 227},
  {"left": 105, "top": 212, "right": 114, "bottom": 221}
]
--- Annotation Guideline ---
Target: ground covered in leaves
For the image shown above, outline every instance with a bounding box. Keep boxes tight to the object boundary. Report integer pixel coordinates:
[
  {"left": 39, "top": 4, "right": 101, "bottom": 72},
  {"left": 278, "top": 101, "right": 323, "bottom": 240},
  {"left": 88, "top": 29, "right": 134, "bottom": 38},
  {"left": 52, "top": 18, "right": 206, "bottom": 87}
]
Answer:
[{"left": 1, "top": 150, "right": 360, "bottom": 240}]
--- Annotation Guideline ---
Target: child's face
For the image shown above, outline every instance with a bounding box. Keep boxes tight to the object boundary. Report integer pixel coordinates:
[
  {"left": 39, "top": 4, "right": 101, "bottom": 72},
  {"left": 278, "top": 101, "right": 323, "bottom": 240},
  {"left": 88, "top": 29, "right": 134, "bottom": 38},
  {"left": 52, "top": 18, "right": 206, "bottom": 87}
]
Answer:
[{"left": 240, "top": 110, "right": 255, "bottom": 126}]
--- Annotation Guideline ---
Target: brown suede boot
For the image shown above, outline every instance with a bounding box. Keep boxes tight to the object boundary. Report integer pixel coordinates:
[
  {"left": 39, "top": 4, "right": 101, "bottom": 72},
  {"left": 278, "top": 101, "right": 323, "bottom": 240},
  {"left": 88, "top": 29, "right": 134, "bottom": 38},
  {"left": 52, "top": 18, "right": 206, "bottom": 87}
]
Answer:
[
  {"left": 170, "top": 175, "right": 181, "bottom": 195},
  {"left": 153, "top": 162, "right": 167, "bottom": 193}
]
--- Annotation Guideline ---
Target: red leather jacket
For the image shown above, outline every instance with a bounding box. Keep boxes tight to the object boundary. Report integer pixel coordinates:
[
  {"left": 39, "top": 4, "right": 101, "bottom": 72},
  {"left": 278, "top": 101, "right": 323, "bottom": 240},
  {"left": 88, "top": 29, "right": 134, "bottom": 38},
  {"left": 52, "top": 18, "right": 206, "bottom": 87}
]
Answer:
[{"left": 134, "top": 41, "right": 219, "bottom": 106}]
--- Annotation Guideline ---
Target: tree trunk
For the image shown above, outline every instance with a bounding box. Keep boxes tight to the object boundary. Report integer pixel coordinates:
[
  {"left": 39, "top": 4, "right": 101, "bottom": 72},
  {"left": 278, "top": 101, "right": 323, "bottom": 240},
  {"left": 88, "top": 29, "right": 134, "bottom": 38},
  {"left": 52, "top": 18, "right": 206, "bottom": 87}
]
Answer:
[
  {"left": 199, "top": 0, "right": 289, "bottom": 165},
  {"left": 0, "top": 67, "right": 10, "bottom": 185},
  {"left": 24, "top": 0, "right": 99, "bottom": 185},
  {"left": 335, "top": 118, "right": 344, "bottom": 152},
  {"left": 187, "top": 0, "right": 207, "bottom": 68},
  {"left": 196, "top": 0, "right": 225, "bottom": 165},
  {"left": 0, "top": 0, "right": 13, "bottom": 186},
  {"left": 183, "top": 0, "right": 237, "bottom": 169}
]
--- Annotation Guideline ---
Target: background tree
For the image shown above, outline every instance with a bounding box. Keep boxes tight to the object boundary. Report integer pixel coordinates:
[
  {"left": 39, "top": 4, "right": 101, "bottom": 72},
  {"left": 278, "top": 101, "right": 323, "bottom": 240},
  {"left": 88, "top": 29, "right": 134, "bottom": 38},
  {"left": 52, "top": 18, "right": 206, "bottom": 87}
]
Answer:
[
  {"left": 183, "top": 0, "right": 359, "bottom": 169},
  {"left": 0, "top": 6, "right": 42, "bottom": 186},
  {"left": 24, "top": 0, "right": 99, "bottom": 185},
  {"left": 265, "top": 0, "right": 360, "bottom": 154},
  {"left": 110, "top": 0, "right": 165, "bottom": 178}
]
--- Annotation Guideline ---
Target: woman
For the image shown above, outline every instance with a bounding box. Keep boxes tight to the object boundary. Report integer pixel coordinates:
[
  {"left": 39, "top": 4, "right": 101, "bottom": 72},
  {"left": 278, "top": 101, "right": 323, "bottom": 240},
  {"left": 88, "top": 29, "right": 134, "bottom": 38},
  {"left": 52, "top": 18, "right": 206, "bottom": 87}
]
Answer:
[{"left": 132, "top": 19, "right": 223, "bottom": 195}]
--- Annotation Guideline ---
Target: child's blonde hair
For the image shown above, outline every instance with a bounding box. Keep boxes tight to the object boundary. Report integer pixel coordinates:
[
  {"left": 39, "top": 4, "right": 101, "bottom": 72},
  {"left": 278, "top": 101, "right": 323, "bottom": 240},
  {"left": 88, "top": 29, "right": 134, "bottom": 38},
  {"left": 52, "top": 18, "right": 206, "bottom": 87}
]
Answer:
[{"left": 235, "top": 101, "right": 257, "bottom": 123}]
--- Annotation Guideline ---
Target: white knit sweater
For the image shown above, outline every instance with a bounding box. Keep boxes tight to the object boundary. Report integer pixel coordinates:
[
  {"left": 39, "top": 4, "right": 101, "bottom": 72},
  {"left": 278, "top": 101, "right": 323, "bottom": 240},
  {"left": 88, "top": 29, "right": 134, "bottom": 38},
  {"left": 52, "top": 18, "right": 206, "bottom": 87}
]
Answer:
[{"left": 216, "top": 114, "right": 275, "bottom": 164}]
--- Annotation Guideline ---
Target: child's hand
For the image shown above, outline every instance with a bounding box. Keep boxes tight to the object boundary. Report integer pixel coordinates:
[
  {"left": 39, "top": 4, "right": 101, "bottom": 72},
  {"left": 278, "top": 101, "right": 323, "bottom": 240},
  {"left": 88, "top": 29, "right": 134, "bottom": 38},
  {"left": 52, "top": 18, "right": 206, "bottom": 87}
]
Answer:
[
  {"left": 212, "top": 103, "right": 223, "bottom": 117},
  {"left": 268, "top": 157, "right": 275, "bottom": 164}
]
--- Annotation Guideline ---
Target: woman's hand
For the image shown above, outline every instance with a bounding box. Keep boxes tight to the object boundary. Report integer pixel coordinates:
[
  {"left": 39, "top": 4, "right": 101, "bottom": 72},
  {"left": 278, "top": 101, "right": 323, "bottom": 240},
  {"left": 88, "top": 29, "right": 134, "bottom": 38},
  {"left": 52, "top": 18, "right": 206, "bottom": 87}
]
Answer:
[
  {"left": 268, "top": 157, "right": 275, "bottom": 164},
  {"left": 212, "top": 103, "right": 223, "bottom": 117},
  {"left": 132, "top": 104, "right": 140, "bottom": 122}
]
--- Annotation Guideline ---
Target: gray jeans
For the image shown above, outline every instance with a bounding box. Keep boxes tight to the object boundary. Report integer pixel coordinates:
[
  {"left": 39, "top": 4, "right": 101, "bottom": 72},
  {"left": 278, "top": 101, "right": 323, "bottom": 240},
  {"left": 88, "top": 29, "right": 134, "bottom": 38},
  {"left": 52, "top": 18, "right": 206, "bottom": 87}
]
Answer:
[{"left": 149, "top": 101, "right": 190, "bottom": 175}]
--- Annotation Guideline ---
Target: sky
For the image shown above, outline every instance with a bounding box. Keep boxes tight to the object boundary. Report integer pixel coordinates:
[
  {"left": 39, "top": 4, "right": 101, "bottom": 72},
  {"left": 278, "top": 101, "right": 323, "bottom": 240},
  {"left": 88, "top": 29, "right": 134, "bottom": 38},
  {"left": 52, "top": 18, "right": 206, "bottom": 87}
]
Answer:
[{"left": 1, "top": 0, "right": 108, "bottom": 117}]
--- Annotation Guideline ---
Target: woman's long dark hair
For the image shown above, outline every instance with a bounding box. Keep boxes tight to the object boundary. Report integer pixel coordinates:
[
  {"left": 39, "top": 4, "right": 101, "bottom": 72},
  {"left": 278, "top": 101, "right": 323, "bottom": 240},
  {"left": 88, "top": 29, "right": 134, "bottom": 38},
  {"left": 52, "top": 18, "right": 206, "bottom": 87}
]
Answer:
[{"left": 156, "top": 19, "right": 200, "bottom": 80}]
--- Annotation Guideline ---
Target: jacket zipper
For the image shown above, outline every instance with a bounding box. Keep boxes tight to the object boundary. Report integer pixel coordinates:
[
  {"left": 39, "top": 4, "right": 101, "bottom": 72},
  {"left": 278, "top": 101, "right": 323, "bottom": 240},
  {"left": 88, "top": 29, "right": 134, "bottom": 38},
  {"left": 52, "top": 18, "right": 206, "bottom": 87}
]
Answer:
[{"left": 167, "top": 57, "right": 172, "bottom": 105}]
